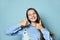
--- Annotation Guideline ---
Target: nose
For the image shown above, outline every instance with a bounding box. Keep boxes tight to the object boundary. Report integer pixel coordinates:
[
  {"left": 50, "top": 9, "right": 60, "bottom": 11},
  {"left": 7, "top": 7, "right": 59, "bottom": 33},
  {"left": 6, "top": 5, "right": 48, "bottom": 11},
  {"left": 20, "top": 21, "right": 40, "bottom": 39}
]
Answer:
[{"left": 31, "top": 14, "right": 34, "bottom": 17}]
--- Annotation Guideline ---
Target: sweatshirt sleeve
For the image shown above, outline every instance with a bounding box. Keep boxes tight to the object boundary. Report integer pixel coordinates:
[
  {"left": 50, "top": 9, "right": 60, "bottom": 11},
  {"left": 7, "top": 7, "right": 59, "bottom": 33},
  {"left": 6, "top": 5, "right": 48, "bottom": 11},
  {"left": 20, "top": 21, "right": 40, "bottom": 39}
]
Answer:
[
  {"left": 41, "top": 28, "right": 53, "bottom": 40},
  {"left": 5, "top": 24, "right": 23, "bottom": 36}
]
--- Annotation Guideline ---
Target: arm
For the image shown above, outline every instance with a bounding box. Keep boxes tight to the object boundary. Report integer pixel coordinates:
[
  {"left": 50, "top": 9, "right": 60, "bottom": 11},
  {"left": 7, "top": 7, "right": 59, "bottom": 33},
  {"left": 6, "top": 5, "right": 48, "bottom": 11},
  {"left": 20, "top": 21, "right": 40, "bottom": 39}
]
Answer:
[
  {"left": 41, "top": 28, "right": 53, "bottom": 40},
  {"left": 36, "top": 20, "right": 53, "bottom": 40},
  {"left": 5, "top": 24, "right": 24, "bottom": 36},
  {"left": 6, "top": 17, "right": 28, "bottom": 36}
]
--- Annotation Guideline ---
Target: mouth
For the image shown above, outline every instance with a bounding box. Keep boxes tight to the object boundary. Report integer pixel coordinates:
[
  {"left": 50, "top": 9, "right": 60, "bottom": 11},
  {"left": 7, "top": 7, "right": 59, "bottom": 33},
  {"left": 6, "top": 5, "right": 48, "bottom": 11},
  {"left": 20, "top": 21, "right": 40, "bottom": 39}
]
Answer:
[{"left": 31, "top": 17, "right": 36, "bottom": 19}]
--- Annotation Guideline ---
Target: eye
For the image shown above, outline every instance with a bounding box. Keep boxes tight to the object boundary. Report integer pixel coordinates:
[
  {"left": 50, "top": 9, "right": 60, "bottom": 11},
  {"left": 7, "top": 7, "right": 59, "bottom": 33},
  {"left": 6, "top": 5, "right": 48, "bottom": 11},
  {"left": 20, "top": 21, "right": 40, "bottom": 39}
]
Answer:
[
  {"left": 28, "top": 14, "right": 31, "bottom": 16},
  {"left": 33, "top": 12, "right": 36, "bottom": 14},
  {"left": 33, "top": 13, "right": 36, "bottom": 15}
]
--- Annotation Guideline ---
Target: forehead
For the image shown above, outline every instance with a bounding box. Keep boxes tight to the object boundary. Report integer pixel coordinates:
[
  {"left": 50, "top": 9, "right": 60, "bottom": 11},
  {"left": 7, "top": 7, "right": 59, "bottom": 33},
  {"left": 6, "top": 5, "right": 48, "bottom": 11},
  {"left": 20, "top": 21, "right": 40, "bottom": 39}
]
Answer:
[{"left": 28, "top": 10, "right": 35, "bottom": 14}]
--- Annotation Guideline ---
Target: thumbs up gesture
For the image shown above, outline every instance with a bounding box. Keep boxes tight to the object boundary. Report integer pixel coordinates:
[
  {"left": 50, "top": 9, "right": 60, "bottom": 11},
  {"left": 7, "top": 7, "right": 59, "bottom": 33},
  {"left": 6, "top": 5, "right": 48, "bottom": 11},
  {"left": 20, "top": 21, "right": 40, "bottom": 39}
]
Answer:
[
  {"left": 36, "top": 20, "right": 44, "bottom": 30},
  {"left": 19, "top": 17, "right": 28, "bottom": 26}
]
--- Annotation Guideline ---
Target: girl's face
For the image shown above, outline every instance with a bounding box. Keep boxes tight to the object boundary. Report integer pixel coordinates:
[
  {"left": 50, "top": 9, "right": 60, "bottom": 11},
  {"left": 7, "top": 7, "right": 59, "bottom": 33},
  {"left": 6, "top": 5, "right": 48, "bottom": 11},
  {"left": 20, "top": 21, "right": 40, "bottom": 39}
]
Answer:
[{"left": 28, "top": 10, "right": 37, "bottom": 22}]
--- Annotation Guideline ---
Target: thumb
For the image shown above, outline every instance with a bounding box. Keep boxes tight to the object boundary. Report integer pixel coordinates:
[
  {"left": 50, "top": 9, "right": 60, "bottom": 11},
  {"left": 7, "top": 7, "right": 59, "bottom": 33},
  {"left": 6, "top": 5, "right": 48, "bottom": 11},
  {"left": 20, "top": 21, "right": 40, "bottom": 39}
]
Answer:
[
  {"left": 23, "top": 17, "right": 27, "bottom": 21},
  {"left": 23, "top": 17, "right": 28, "bottom": 23},
  {"left": 39, "top": 20, "right": 42, "bottom": 25}
]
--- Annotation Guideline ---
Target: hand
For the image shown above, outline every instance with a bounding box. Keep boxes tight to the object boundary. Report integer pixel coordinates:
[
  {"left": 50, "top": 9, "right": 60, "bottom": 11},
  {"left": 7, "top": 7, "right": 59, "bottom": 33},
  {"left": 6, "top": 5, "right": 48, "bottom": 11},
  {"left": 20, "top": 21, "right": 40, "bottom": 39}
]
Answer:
[
  {"left": 19, "top": 17, "right": 28, "bottom": 26},
  {"left": 36, "top": 20, "right": 44, "bottom": 30}
]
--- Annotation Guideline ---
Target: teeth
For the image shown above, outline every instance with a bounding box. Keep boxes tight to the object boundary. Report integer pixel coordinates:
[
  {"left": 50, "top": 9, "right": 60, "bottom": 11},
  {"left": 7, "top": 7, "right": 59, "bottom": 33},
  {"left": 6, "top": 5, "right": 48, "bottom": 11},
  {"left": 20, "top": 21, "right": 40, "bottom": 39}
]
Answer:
[{"left": 31, "top": 17, "right": 36, "bottom": 19}]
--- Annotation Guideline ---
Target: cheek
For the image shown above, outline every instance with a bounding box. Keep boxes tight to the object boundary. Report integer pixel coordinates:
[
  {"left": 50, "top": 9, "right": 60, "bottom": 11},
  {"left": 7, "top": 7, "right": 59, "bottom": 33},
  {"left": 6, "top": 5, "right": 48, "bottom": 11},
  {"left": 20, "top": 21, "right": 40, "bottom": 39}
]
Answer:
[
  {"left": 34, "top": 14, "right": 37, "bottom": 18},
  {"left": 28, "top": 16, "right": 32, "bottom": 20}
]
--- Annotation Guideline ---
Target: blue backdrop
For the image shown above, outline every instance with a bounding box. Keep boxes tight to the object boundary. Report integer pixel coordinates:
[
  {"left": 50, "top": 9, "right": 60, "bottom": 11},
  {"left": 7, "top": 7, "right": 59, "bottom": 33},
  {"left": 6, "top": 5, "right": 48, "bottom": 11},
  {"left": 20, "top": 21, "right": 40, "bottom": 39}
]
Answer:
[{"left": 0, "top": 0, "right": 60, "bottom": 40}]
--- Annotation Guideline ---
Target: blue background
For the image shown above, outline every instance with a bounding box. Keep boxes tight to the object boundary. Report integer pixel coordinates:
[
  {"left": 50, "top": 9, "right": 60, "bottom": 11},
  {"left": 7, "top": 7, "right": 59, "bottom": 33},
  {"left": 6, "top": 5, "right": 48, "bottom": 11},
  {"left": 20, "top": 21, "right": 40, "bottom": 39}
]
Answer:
[{"left": 0, "top": 0, "right": 60, "bottom": 40}]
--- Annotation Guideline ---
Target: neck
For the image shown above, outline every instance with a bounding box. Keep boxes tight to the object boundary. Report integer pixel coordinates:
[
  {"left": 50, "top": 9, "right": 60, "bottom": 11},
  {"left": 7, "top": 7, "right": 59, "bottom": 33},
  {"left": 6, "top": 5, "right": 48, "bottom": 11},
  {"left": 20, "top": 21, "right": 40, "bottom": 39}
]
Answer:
[{"left": 31, "top": 22, "right": 36, "bottom": 26}]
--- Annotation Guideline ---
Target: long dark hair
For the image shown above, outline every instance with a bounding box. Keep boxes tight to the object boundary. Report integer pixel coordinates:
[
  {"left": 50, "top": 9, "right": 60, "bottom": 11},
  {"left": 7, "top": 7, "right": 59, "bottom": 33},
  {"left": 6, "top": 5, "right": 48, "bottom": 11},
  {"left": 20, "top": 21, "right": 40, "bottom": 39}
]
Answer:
[{"left": 26, "top": 8, "right": 45, "bottom": 40}]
